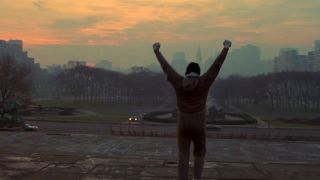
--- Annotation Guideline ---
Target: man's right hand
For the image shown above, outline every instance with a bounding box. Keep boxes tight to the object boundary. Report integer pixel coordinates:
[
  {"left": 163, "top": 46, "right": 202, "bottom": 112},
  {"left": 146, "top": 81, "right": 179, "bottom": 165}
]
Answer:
[
  {"left": 223, "top": 40, "right": 232, "bottom": 48},
  {"left": 153, "top": 42, "right": 161, "bottom": 52}
]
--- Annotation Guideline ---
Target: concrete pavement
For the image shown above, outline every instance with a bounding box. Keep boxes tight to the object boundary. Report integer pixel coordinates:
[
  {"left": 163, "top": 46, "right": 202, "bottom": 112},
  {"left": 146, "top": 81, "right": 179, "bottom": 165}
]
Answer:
[
  {"left": 1, "top": 132, "right": 320, "bottom": 179},
  {"left": 1, "top": 152, "right": 320, "bottom": 180},
  {"left": 1, "top": 132, "right": 320, "bottom": 162}
]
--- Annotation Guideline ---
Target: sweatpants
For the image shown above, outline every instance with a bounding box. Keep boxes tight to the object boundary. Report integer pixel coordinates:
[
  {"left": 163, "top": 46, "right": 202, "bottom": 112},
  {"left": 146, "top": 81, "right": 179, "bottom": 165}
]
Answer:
[{"left": 177, "top": 110, "right": 206, "bottom": 180}]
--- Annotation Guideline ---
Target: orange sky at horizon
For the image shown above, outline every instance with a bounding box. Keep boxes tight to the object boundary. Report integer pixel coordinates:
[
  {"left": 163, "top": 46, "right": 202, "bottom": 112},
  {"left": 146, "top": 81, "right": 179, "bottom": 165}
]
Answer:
[
  {"left": 1, "top": 0, "right": 319, "bottom": 47},
  {"left": 2, "top": 0, "right": 211, "bottom": 45},
  {"left": 1, "top": 0, "right": 320, "bottom": 67}
]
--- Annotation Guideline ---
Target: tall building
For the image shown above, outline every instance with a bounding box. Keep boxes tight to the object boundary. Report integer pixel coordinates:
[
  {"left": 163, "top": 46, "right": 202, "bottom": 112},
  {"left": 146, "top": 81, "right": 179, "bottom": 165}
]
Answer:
[
  {"left": 0, "top": 39, "right": 40, "bottom": 70},
  {"left": 229, "top": 44, "right": 261, "bottom": 63},
  {"left": 196, "top": 47, "right": 203, "bottom": 68},
  {"left": 171, "top": 52, "right": 188, "bottom": 75},
  {"left": 220, "top": 44, "right": 263, "bottom": 76},
  {"left": 315, "top": 40, "right": 320, "bottom": 51},
  {"left": 274, "top": 49, "right": 309, "bottom": 72},
  {"left": 308, "top": 40, "right": 320, "bottom": 71}
]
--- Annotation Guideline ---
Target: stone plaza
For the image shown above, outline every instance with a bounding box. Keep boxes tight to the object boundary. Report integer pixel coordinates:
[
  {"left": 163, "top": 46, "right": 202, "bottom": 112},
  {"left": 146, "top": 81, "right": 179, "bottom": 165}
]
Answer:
[{"left": 0, "top": 132, "right": 320, "bottom": 179}]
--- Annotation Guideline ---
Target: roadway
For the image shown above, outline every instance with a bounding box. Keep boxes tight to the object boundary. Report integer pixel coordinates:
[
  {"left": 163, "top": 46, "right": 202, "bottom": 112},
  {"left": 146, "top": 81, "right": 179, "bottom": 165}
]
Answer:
[{"left": 25, "top": 120, "right": 320, "bottom": 141}]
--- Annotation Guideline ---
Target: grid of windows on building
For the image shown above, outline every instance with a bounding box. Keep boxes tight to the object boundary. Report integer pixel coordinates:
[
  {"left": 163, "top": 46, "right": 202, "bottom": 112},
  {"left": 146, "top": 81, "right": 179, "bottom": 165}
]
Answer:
[{"left": 274, "top": 40, "right": 320, "bottom": 72}]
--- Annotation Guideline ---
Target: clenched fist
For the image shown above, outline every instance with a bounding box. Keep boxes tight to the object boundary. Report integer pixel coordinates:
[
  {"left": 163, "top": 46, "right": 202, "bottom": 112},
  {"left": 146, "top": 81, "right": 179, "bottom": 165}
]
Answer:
[
  {"left": 223, "top": 40, "right": 232, "bottom": 48},
  {"left": 153, "top": 42, "right": 161, "bottom": 52}
]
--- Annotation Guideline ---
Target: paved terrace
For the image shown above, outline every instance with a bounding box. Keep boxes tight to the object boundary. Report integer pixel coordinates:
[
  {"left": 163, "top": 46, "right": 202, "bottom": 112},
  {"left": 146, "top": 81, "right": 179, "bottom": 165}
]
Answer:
[
  {"left": 111, "top": 124, "right": 320, "bottom": 141},
  {"left": 1, "top": 132, "right": 320, "bottom": 179}
]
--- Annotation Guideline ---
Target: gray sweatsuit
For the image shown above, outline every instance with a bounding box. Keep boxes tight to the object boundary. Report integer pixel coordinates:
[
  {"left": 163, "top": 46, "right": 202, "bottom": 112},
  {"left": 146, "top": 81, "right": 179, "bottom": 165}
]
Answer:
[{"left": 154, "top": 47, "right": 229, "bottom": 180}]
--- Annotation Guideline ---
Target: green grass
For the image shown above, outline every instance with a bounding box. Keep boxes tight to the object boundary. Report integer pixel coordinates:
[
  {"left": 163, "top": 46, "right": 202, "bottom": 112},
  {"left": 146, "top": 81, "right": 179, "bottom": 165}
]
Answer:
[
  {"left": 63, "top": 114, "right": 128, "bottom": 123},
  {"left": 76, "top": 114, "right": 128, "bottom": 123},
  {"left": 234, "top": 103, "right": 320, "bottom": 120},
  {"left": 226, "top": 103, "right": 320, "bottom": 129},
  {"left": 267, "top": 120, "right": 320, "bottom": 129},
  {"left": 29, "top": 99, "right": 151, "bottom": 123},
  {"left": 34, "top": 99, "right": 148, "bottom": 114},
  {"left": 219, "top": 124, "right": 258, "bottom": 128},
  {"left": 27, "top": 113, "right": 130, "bottom": 123}
]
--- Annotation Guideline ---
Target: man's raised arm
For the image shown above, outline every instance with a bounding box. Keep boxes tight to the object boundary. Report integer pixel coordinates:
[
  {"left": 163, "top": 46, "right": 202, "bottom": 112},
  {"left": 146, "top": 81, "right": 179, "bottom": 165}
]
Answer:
[
  {"left": 153, "top": 43, "right": 182, "bottom": 84},
  {"left": 202, "top": 40, "right": 232, "bottom": 84}
]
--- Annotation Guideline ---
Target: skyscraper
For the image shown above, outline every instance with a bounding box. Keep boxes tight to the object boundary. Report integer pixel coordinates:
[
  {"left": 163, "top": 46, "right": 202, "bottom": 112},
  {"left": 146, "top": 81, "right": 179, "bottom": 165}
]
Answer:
[
  {"left": 274, "top": 49, "right": 309, "bottom": 72},
  {"left": 0, "top": 39, "right": 39, "bottom": 70},
  {"left": 220, "top": 44, "right": 262, "bottom": 76},
  {"left": 315, "top": 40, "right": 320, "bottom": 51},
  {"left": 308, "top": 40, "right": 320, "bottom": 71},
  {"left": 196, "top": 47, "right": 202, "bottom": 68}
]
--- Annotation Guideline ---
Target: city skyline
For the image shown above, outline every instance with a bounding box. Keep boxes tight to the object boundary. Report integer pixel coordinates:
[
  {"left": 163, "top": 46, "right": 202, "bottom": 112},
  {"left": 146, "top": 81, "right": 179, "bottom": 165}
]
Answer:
[
  {"left": 2, "top": 39, "right": 320, "bottom": 76},
  {"left": 1, "top": 0, "right": 320, "bottom": 67}
]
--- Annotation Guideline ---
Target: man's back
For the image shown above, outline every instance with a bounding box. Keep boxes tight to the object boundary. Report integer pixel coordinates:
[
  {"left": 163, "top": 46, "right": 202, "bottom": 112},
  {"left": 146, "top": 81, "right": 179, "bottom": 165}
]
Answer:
[
  {"left": 154, "top": 43, "right": 230, "bottom": 114},
  {"left": 171, "top": 76, "right": 211, "bottom": 114},
  {"left": 153, "top": 41, "right": 231, "bottom": 180}
]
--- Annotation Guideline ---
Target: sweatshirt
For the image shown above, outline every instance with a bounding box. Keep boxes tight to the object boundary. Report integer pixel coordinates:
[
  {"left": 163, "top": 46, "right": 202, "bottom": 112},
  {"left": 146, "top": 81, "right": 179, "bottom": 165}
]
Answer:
[{"left": 154, "top": 48, "right": 229, "bottom": 114}]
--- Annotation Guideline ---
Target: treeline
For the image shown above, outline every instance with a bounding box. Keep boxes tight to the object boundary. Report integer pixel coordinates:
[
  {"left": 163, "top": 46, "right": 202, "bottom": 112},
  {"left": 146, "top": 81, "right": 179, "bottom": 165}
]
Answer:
[
  {"left": 34, "top": 66, "right": 173, "bottom": 104},
  {"left": 211, "top": 71, "right": 320, "bottom": 111},
  {"left": 34, "top": 66, "right": 320, "bottom": 111}
]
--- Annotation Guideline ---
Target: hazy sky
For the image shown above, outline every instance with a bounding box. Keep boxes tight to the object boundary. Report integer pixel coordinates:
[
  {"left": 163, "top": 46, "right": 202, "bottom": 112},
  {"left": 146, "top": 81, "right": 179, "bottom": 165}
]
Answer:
[{"left": 1, "top": 0, "right": 320, "bottom": 68}]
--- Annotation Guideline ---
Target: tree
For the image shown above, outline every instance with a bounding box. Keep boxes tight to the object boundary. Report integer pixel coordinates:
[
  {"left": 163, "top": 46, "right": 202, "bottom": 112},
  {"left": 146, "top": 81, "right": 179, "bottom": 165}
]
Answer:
[
  {"left": 0, "top": 55, "right": 31, "bottom": 118},
  {"left": 210, "top": 71, "right": 320, "bottom": 112}
]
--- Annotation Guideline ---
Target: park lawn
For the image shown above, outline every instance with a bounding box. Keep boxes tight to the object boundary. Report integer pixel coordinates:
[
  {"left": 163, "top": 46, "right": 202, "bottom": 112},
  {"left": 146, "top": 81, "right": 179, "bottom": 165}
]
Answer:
[
  {"left": 61, "top": 113, "right": 129, "bottom": 123},
  {"left": 26, "top": 113, "right": 130, "bottom": 123},
  {"left": 267, "top": 120, "right": 320, "bottom": 129},
  {"left": 228, "top": 103, "right": 320, "bottom": 129},
  {"left": 22, "top": 99, "right": 164, "bottom": 123},
  {"left": 220, "top": 124, "right": 257, "bottom": 128},
  {"left": 33, "top": 99, "right": 152, "bottom": 114},
  {"left": 30, "top": 99, "right": 145, "bottom": 123},
  {"left": 234, "top": 103, "right": 320, "bottom": 120}
]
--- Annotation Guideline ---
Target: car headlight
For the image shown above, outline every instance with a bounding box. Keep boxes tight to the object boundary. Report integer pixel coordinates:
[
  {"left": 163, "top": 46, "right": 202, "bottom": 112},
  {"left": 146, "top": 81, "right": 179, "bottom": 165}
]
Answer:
[
  {"left": 135, "top": 118, "right": 138, "bottom": 121},
  {"left": 129, "top": 118, "right": 132, "bottom": 121}
]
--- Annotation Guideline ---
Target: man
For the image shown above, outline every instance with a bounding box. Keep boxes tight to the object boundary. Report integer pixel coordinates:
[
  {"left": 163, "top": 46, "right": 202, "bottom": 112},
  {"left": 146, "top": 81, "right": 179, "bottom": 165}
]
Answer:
[{"left": 153, "top": 40, "right": 232, "bottom": 180}]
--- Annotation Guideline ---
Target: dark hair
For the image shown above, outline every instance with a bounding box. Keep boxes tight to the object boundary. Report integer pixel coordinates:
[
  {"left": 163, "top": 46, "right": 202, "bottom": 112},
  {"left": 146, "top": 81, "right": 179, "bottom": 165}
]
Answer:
[{"left": 185, "top": 62, "right": 200, "bottom": 75}]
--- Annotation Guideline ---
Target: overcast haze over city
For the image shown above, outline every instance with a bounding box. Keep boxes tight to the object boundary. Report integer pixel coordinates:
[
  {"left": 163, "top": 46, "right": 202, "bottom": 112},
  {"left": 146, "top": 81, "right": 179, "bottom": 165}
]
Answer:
[{"left": 1, "top": 0, "right": 320, "bottom": 68}]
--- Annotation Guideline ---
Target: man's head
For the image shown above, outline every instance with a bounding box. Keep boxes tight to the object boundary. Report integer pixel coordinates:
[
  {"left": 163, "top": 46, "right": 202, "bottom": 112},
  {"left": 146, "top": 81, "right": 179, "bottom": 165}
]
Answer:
[{"left": 185, "top": 62, "right": 200, "bottom": 76}]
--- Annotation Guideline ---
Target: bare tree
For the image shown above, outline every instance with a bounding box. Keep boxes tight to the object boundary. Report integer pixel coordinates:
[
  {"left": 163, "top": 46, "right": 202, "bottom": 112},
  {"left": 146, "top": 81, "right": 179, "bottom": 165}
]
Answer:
[
  {"left": 210, "top": 71, "right": 320, "bottom": 112},
  {"left": 0, "top": 55, "right": 31, "bottom": 118}
]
